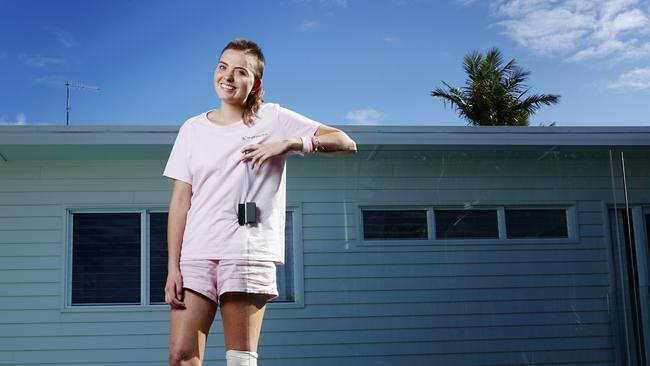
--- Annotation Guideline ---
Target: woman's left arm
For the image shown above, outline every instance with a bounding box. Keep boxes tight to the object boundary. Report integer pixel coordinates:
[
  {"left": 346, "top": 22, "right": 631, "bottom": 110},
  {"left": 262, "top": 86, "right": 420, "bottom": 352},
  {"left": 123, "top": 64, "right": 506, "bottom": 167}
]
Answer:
[
  {"left": 242, "top": 125, "right": 357, "bottom": 169},
  {"left": 287, "top": 125, "right": 357, "bottom": 157},
  {"left": 315, "top": 125, "right": 358, "bottom": 156}
]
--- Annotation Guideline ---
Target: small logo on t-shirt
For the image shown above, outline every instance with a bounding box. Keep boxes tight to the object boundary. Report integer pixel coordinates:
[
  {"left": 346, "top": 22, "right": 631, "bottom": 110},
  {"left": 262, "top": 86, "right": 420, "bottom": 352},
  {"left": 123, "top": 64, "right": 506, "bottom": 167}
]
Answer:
[{"left": 241, "top": 132, "right": 270, "bottom": 141}]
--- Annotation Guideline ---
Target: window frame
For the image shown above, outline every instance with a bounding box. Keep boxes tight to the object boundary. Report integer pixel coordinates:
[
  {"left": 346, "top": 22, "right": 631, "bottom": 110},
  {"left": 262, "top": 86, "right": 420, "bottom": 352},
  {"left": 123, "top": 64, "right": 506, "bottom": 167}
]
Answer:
[
  {"left": 358, "top": 205, "right": 433, "bottom": 246},
  {"left": 503, "top": 206, "right": 575, "bottom": 240},
  {"left": 357, "top": 205, "right": 433, "bottom": 243},
  {"left": 63, "top": 207, "right": 159, "bottom": 310},
  {"left": 357, "top": 202, "right": 578, "bottom": 247},
  {"left": 62, "top": 205, "right": 305, "bottom": 311}
]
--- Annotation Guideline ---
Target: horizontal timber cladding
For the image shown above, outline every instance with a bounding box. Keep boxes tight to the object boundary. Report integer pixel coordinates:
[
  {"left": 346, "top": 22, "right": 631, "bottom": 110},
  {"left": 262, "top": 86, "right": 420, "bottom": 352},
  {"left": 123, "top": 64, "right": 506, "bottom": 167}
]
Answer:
[
  {"left": 0, "top": 146, "right": 646, "bottom": 365},
  {"left": 287, "top": 152, "right": 633, "bottom": 365}
]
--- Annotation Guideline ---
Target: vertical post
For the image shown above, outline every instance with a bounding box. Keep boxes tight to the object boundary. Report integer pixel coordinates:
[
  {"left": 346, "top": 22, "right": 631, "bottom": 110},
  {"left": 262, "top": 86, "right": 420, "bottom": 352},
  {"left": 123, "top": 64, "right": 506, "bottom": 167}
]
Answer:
[
  {"left": 621, "top": 150, "right": 648, "bottom": 365},
  {"left": 65, "top": 81, "right": 71, "bottom": 126},
  {"left": 609, "top": 150, "right": 632, "bottom": 364}
]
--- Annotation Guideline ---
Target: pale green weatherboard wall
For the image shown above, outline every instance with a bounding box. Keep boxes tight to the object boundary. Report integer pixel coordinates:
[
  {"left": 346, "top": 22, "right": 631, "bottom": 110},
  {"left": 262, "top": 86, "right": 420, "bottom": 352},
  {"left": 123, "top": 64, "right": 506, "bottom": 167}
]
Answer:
[{"left": 0, "top": 146, "right": 648, "bottom": 365}]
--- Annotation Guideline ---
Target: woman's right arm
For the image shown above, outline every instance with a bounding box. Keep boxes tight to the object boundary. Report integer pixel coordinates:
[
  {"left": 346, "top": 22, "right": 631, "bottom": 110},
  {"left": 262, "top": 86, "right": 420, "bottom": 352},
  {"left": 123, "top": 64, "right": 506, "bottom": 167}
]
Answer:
[{"left": 165, "top": 179, "right": 192, "bottom": 308}]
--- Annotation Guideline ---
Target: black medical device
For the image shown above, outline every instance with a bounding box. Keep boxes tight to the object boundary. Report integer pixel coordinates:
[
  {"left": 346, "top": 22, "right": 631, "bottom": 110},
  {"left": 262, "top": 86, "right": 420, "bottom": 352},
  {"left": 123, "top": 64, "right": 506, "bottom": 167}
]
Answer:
[{"left": 238, "top": 202, "right": 257, "bottom": 225}]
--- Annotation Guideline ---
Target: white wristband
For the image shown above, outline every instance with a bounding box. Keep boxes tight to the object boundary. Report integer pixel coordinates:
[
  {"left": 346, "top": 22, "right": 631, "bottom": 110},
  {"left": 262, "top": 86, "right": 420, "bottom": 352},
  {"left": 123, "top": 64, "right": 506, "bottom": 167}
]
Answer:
[{"left": 301, "top": 136, "right": 310, "bottom": 153}]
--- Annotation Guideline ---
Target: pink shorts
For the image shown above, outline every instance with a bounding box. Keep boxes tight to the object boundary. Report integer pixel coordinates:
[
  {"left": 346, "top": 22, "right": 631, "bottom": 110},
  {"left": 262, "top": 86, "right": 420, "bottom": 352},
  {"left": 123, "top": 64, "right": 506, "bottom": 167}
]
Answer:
[{"left": 179, "top": 259, "right": 278, "bottom": 305}]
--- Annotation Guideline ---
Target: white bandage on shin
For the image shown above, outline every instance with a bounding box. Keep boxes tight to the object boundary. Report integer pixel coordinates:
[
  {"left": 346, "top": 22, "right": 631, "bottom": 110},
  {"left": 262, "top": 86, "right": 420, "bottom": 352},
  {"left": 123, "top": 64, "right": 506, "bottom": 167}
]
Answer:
[{"left": 226, "top": 350, "right": 258, "bottom": 366}]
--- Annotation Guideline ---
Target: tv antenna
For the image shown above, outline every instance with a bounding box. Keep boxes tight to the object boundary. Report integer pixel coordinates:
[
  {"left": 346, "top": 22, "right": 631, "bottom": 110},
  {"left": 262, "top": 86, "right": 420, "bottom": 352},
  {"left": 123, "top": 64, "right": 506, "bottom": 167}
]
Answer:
[{"left": 65, "top": 81, "right": 100, "bottom": 126}]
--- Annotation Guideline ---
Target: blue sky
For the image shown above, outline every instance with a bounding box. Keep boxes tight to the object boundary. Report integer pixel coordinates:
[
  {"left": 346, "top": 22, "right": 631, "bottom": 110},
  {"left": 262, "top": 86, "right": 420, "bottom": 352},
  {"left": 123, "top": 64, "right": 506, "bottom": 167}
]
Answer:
[{"left": 1, "top": 0, "right": 649, "bottom": 127}]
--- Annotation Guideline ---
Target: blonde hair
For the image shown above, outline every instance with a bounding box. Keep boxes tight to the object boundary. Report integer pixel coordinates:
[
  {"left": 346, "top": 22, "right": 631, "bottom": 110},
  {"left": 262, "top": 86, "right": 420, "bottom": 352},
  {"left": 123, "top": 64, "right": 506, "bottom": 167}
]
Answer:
[{"left": 221, "top": 39, "right": 265, "bottom": 125}]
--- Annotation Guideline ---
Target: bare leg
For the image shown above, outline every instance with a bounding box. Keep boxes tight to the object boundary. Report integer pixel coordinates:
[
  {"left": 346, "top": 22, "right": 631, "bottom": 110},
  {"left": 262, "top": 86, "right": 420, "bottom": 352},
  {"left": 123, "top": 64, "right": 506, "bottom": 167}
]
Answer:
[
  {"left": 169, "top": 289, "right": 218, "bottom": 366},
  {"left": 220, "top": 292, "right": 270, "bottom": 353}
]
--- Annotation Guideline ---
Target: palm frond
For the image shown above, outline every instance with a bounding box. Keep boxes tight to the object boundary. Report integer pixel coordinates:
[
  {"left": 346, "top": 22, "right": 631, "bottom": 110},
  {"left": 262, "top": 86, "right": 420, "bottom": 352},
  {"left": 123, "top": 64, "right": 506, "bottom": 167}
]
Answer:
[
  {"left": 431, "top": 82, "right": 472, "bottom": 121},
  {"left": 485, "top": 48, "right": 504, "bottom": 76},
  {"left": 500, "top": 58, "right": 517, "bottom": 75},
  {"left": 463, "top": 52, "right": 482, "bottom": 83},
  {"left": 513, "top": 94, "right": 560, "bottom": 116}
]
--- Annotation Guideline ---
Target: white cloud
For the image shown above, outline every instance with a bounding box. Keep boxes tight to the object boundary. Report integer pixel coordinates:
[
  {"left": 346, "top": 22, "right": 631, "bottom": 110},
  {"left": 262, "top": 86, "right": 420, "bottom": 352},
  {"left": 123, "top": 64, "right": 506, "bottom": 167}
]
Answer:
[
  {"left": 489, "top": 0, "right": 650, "bottom": 62},
  {"left": 25, "top": 55, "right": 66, "bottom": 67},
  {"left": 300, "top": 20, "right": 320, "bottom": 31},
  {"left": 344, "top": 108, "right": 384, "bottom": 125},
  {"left": 45, "top": 26, "right": 76, "bottom": 48},
  {"left": 607, "top": 67, "right": 650, "bottom": 92},
  {"left": 455, "top": 0, "right": 479, "bottom": 5},
  {"left": 16, "top": 113, "right": 27, "bottom": 125},
  {"left": 0, "top": 113, "right": 27, "bottom": 125},
  {"left": 497, "top": 8, "right": 594, "bottom": 55},
  {"left": 33, "top": 75, "right": 67, "bottom": 87}
]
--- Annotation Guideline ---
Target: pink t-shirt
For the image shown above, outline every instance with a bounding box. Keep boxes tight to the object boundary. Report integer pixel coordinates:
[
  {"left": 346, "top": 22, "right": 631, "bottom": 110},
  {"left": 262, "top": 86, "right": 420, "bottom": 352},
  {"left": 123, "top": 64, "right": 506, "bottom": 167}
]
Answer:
[{"left": 163, "top": 103, "right": 321, "bottom": 264}]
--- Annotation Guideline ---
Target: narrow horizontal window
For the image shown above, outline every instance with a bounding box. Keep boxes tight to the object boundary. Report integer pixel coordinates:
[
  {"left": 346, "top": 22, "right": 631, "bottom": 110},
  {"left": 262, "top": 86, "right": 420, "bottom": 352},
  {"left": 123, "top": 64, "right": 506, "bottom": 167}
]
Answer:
[
  {"left": 363, "top": 209, "right": 428, "bottom": 240},
  {"left": 71, "top": 213, "right": 141, "bottom": 305},
  {"left": 505, "top": 208, "right": 568, "bottom": 238},
  {"left": 149, "top": 212, "right": 168, "bottom": 304},
  {"left": 435, "top": 209, "right": 498, "bottom": 239}
]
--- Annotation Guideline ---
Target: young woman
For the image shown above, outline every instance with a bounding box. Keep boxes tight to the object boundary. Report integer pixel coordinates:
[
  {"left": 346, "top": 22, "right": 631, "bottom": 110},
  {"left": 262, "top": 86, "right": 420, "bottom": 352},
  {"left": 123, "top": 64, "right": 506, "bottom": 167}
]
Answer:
[{"left": 163, "top": 39, "right": 357, "bottom": 366}]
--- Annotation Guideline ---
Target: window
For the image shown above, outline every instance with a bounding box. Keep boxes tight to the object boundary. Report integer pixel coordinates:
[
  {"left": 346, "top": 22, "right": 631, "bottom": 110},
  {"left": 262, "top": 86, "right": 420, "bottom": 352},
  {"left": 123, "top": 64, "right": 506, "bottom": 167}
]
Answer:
[
  {"left": 361, "top": 205, "right": 573, "bottom": 242},
  {"left": 362, "top": 209, "right": 428, "bottom": 240},
  {"left": 71, "top": 213, "right": 141, "bottom": 305},
  {"left": 505, "top": 208, "right": 568, "bottom": 238},
  {"left": 69, "top": 210, "right": 299, "bottom": 306},
  {"left": 435, "top": 209, "right": 498, "bottom": 239}
]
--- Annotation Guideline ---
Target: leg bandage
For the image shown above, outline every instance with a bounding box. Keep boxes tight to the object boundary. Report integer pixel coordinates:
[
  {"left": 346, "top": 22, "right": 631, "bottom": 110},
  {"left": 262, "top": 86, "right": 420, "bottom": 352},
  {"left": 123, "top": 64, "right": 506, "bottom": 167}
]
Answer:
[{"left": 226, "top": 350, "right": 258, "bottom": 366}]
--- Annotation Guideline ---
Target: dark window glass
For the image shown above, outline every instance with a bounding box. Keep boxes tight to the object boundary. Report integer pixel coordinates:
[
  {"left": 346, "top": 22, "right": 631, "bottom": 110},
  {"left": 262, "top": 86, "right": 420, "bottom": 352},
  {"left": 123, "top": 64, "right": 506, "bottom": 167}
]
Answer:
[
  {"left": 505, "top": 209, "right": 568, "bottom": 238},
  {"left": 363, "top": 210, "right": 428, "bottom": 240},
  {"left": 276, "top": 211, "right": 294, "bottom": 302},
  {"left": 149, "top": 212, "right": 168, "bottom": 304},
  {"left": 435, "top": 210, "right": 498, "bottom": 239},
  {"left": 72, "top": 213, "right": 141, "bottom": 305}
]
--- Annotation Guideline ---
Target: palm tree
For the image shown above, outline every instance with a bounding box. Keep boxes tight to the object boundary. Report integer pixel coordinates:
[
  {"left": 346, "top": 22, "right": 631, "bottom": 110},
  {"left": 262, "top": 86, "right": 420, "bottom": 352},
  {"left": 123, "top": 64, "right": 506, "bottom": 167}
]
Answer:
[{"left": 432, "top": 48, "right": 560, "bottom": 126}]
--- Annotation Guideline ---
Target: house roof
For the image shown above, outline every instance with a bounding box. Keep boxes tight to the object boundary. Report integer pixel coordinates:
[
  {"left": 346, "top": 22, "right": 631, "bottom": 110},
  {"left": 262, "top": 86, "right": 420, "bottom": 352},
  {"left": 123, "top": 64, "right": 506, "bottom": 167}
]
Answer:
[{"left": 1, "top": 125, "right": 649, "bottom": 161}]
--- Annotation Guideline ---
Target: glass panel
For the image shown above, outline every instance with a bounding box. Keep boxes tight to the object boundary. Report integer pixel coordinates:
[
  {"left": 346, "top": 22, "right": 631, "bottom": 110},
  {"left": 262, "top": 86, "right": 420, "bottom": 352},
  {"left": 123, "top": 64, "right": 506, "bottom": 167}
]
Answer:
[
  {"left": 505, "top": 208, "right": 568, "bottom": 238},
  {"left": 362, "top": 209, "right": 428, "bottom": 240},
  {"left": 149, "top": 212, "right": 168, "bottom": 304},
  {"left": 275, "top": 211, "right": 294, "bottom": 302},
  {"left": 71, "top": 213, "right": 141, "bottom": 305},
  {"left": 435, "top": 209, "right": 498, "bottom": 239}
]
